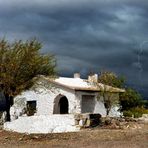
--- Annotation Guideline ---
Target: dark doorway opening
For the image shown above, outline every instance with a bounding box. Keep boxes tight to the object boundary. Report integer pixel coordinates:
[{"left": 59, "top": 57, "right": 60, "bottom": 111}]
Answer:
[{"left": 59, "top": 96, "right": 68, "bottom": 114}]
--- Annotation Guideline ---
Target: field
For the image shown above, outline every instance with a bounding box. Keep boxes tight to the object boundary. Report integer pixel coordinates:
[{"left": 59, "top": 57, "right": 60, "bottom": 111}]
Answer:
[{"left": 0, "top": 123, "right": 147, "bottom": 148}]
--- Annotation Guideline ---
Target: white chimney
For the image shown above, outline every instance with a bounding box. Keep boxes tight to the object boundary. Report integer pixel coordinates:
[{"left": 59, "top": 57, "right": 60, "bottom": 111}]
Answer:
[
  {"left": 74, "top": 73, "right": 80, "bottom": 78},
  {"left": 88, "top": 74, "right": 98, "bottom": 83}
]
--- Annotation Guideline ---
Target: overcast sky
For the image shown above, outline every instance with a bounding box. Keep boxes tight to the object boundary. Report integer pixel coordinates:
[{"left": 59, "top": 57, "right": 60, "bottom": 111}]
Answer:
[{"left": 0, "top": 0, "right": 148, "bottom": 97}]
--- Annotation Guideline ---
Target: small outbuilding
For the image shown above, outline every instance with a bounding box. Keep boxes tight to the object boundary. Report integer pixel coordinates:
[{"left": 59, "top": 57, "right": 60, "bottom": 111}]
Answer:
[{"left": 10, "top": 73, "right": 125, "bottom": 120}]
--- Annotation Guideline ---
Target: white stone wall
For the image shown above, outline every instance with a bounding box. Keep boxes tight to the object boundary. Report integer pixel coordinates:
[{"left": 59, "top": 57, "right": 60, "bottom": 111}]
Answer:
[
  {"left": 10, "top": 83, "right": 81, "bottom": 119},
  {"left": 35, "top": 85, "right": 79, "bottom": 115},
  {"left": 94, "top": 101, "right": 106, "bottom": 116},
  {"left": 4, "top": 115, "right": 79, "bottom": 134}
]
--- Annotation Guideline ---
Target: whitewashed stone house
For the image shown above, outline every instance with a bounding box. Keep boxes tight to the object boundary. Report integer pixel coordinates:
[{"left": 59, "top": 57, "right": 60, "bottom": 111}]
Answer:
[{"left": 10, "top": 73, "right": 125, "bottom": 120}]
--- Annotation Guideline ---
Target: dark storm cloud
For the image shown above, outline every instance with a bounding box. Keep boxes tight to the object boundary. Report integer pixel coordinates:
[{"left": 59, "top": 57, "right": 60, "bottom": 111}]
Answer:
[{"left": 0, "top": 0, "right": 148, "bottom": 97}]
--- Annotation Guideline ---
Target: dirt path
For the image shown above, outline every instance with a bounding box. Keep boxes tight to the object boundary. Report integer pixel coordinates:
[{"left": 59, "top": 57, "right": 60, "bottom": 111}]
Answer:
[{"left": 0, "top": 124, "right": 148, "bottom": 148}]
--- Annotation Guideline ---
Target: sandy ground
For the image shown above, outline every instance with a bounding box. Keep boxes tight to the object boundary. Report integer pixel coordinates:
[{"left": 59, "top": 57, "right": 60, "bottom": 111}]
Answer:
[{"left": 0, "top": 124, "right": 147, "bottom": 148}]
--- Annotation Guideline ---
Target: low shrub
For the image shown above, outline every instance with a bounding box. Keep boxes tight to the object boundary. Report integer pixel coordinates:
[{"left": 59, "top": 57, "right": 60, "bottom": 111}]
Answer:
[
  {"left": 123, "top": 110, "right": 133, "bottom": 117},
  {"left": 123, "top": 107, "right": 148, "bottom": 118}
]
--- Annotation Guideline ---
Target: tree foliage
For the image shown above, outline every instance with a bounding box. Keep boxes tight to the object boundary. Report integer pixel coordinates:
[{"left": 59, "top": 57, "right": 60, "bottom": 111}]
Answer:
[
  {"left": 97, "top": 71, "right": 146, "bottom": 116},
  {"left": 119, "top": 88, "right": 144, "bottom": 111},
  {"left": 98, "top": 71, "right": 125, "bottom": 88},
  {"left": 0, "top": 39, "right": 56, "bottom": 120}
]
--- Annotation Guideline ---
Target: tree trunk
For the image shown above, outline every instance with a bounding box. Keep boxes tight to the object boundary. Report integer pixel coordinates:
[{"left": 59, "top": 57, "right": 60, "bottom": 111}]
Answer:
[
  {"left": 5, "top": 94, "right": 11, "bottom": 121},
  {"left": 104, "top": 101, "right": 111, "bottom": 116},
  {"left": 106, "top": 109, "right": 110, "bottom": 116}
]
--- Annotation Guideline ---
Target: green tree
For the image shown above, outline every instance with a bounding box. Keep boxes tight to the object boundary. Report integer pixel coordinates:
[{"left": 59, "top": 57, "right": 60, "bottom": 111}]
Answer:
[
  {"left": 120, "top": 88, "right": 148, "bottom": 118},
  {"left": 97, "top": 71, "right": 147, "bottom": 117},
  {"left": 0, "top": 39, "right": 56, "bottom": 121},
  {"left": 98, "top": 71, "right": 125, "bottom": 88},
  {"left": 97, "top": 71, "right": 125, "bottom": 116},
  {"left": 144, "top": 100, "right": 148, "bottom": 109},
  {"left": 119, "top": 88, "right": 144, "bottom": 111}
]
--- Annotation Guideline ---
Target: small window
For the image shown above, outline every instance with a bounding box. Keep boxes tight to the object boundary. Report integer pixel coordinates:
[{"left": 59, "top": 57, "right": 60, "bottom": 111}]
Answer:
[{"left": 26, "top": 101, "right": 36, "bottom": 116}]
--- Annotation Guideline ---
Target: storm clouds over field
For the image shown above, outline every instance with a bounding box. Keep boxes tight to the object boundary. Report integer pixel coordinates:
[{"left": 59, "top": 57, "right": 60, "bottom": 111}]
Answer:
[{"left": 0, "top": 0, "right": 148, "bottom": 97}]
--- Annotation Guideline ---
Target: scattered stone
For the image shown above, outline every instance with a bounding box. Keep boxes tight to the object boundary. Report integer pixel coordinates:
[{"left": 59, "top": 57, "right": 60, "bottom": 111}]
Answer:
[
  {"left": 85, "top": 119, "right": 91, "bottom": 127},
  {"left": 75, "top": 113, "right": 102, "bottom": 128},
  {"left": 32, "top": 136, "right": 39, "bottom": 139},
  {"left": 0, "top": 111, "right": 6, "bottom": 125},
  {"left": 79, "top": 119, "right": 84, "bottom": 126},
  {"left": 75, "top": 119, "right": 79, "bottom": 125},
  {"left": 138, "top": 114, "right": 148, "bottom": 123},
  {"left": 124, "top": 117, "right": 137, "bottom": 122},
  {"left": 142, "top": 114, "right": 148, "bottom": 118},
  {"left": 98, "top": 116, "right": 146, "bottom": 130},
  {"left": 19, "top": 137, "right": 23, "bottom": 141}
]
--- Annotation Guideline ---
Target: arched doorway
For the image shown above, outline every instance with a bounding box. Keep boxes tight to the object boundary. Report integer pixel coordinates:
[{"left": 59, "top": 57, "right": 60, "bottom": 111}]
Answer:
[
  {"left": 53, "top": 95, "right": 69, "bottom": 114},
  {"left": 59, "top": 96, "right": 68, "bottom": 114}
]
